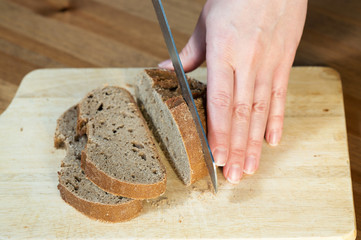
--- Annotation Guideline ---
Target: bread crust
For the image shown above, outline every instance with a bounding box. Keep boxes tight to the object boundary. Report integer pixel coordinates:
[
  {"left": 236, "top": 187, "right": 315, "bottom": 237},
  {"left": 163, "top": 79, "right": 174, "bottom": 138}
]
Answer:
[
  {"left": 142, "top": 69, "right": 208, "bottom": 185},
  {"left": 76, "top": 107, "right": 87, "bottom": 136},
  {"left": 77, "top": 86, "right": 167, "bottom": 199},
  {"left": 54, "top": 105, "right": 143, "bottom": 222},
  {"left": 167, "top": 100, "right": 208, "bottom": 185},
  {"left": 57, "top": 183, "right": 142, "bottom": 222},
  {"left": 81, "top": 149, "right": 166, "bottom": 200}
]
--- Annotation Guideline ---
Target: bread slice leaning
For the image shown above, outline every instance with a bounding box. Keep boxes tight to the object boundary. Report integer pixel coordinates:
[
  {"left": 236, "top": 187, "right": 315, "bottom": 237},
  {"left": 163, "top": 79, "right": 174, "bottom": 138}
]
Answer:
[
  {"left": 136, "top": 69, "right": 208, "bottom": 186},
  {"left": 77, "top": 86, "right": 166, "bottom": 199},
  {"left": 55, "top": 105, "right": 142, "bottom": 222}
]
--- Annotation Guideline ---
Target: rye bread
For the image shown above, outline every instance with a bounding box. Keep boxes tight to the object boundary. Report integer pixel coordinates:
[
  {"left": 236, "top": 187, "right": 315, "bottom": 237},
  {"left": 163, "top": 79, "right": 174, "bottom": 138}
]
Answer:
[
  {"left": 55, "top": 105, "right": 142, "bottom": 222},
  {"left": 135, "top": 69, "right": 208, "bottom": 186},
  {"left": 77, "top": 86, "right": 166, "bottom": 199}
]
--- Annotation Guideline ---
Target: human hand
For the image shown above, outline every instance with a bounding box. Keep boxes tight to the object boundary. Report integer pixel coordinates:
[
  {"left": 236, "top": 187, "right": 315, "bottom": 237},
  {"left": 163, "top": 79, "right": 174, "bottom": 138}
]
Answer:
[{"left": 159, "top": 0, "right": 307, "bottom": 183}]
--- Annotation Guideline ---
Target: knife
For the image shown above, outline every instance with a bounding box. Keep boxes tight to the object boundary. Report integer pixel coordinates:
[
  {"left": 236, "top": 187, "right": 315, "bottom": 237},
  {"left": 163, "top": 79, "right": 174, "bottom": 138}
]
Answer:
[{"left": 152, "top": 0, "right": 218, "bottom": 193}]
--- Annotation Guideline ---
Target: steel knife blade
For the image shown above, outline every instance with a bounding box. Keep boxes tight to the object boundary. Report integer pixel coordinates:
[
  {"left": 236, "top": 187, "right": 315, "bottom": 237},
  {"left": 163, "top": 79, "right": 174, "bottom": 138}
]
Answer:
[{"left": 152, "top": 0, "right": 217, "bottom": 192}]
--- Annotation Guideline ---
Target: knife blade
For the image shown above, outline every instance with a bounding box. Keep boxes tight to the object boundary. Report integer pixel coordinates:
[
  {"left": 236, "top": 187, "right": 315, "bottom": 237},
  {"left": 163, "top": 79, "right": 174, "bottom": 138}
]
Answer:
[{"left": 152, "top": 0, "right": 217, "bottom": 193}]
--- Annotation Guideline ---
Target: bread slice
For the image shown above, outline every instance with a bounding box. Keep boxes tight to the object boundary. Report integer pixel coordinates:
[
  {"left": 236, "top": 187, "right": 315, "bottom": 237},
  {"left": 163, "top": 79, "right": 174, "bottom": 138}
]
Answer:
[
  {"left": 136, "top": 69, "right": 208, "bottom": 186},
  {"left": 77, "top": 86, "right": 166, "bottom": 199},
  {"left": 55, "top": 106, "right": 142, "bottom": 222}
]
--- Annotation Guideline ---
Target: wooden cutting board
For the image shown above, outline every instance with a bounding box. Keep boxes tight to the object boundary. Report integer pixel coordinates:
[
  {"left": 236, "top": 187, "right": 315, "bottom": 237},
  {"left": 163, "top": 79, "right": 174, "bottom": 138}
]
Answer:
[{"left": 0, "top": 67, "right": 356, "bottom": 239}]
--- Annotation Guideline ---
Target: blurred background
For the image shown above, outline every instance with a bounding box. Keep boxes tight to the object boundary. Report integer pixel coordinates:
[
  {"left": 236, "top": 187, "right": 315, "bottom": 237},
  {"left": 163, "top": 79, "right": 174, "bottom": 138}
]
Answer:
[{"left": 0, "top": 0, "right": 360, "bottom": 237}]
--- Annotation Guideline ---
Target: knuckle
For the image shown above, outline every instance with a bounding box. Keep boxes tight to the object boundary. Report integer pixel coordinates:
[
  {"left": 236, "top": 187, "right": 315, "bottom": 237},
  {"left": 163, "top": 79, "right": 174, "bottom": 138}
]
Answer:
[
  {"left": 210, "top": 91, "right": 232, "bottom": 109},
  {"left": 209, "top": 40, "right": 234, "bottom": 63},
  {"left": 272, "top": 87, "right": 287, "bottom": 100},
  {"left": 233, "top": 103, "right": 251, "bottom": 122},
  {"left": 253, "top": 100, "right": 268, "bottom": 113},
  {"left": 218, "top": 29, "right": 235, "bottom": 43},
  {"left": 209, "top": 21, "right": 237, "bottom": 41},
  {"left": 253, "top": 38, "right": 265, "bottom": 52},
  {"left": 207, "top": 27, "right": 237, "bottom": 62},
  {"left": 208, "top": 27, "right": 232, "bottom": 46},
  {"left": 249, "top": 29, "right": 266, "bottom": 51},
  {"left": 239, "top": 40, "right": 263, "bottom": 67},
  {"left": 248, "top": 139, "right": 263, "bottom": 148}
]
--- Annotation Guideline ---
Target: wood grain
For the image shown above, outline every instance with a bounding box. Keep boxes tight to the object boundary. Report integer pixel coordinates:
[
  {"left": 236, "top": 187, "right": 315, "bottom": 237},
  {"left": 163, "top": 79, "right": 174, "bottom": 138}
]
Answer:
[
  {"left": 294, "top": 2, "right": 361, "bottom": 238},
  {"left": 0, "top": 0, "right": 360, "bottom": 238},
  {"left": 0, "top": 67, "right": 355, "bottom": 239}
]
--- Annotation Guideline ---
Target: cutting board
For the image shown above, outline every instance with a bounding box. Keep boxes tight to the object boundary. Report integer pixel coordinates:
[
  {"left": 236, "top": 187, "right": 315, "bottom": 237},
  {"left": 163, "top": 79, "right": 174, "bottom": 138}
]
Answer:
[{"left": 0, "top": 67, "right": 356, "bottom": 239}]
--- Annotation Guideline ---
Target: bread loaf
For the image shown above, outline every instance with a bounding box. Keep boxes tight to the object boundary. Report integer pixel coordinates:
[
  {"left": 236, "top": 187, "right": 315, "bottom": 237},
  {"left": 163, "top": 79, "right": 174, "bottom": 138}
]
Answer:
[
  {"left": 136, "top": 69, "right": 208, "bottom": 186},
  {"left": 55, "top": 106, "right": 142, "bottom": 222}
]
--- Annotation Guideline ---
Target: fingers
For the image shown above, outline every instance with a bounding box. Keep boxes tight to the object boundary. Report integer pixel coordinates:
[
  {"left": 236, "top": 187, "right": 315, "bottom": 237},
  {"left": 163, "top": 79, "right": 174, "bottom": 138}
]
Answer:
[
  {"left": 158, "top": 10, "right": 206, "bottom": 72},
  {"left": 206, "top": 54, "right": 234, "bottom": 168},
  {"left": 243, "top": 71, "right": 273, "bottom": 175},
  {"left": 223, "top": 34, "right": 278, "bottom": 180},
  {"left": 223, "top": 68, "right": 256, "bottom": 183},
  {"left": 263, "top": 1, "right": 306, "bottom": 146},
  {"left": 242, "top": 37, "right": 281, "bottom": 174},
  {"left": 265, "top": 49, "right": 296, "bottom": 146}
]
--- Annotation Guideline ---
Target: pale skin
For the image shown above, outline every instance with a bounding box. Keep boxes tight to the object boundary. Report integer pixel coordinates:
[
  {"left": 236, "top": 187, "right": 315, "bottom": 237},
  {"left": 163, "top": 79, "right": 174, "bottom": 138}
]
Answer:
[{"left": 159, "top": 0, "right": 308, "bottom": 184}]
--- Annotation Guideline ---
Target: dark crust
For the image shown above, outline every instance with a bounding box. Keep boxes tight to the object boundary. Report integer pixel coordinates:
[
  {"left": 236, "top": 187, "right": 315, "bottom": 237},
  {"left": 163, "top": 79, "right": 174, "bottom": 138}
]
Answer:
[
  {"left": 146, "top": 69, "right": 178, "bottom": 89},
  {"left": 145, "top": 69, "right": 206, "bottom": 106},
  {"left": 54, "top": 137, "right": 65, "bottom": 149},
  {"left": 144, "top": 69, "right": 208, "bottom": 185},
  {"left": 76, "top": 105, "right": 88, "bottom": 136},
  {"left": 57, "top": 183, "right": 142, "bottom": 222},
  {"left": 77, "top": 86, "right": 167, "bottom": 199},
  {"left": 165, "top": 96, "right": 184, "bottom": 109}
]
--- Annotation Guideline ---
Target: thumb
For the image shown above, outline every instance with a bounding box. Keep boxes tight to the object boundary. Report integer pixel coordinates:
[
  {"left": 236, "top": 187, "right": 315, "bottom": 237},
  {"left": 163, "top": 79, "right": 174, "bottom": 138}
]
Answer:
[{"left": 158, "top": 12, "right": 206, "bottom": 72}]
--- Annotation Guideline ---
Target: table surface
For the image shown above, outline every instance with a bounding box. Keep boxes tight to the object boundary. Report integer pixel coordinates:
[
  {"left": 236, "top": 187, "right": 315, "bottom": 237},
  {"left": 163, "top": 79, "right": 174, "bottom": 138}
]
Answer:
[{"left": 0, "top": 0, "right": 360, "bottom": 238}]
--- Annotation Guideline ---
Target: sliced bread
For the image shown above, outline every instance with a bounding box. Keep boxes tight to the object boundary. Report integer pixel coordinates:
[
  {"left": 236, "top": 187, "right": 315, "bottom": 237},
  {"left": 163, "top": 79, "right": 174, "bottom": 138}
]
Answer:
[
  {"left": 55, "top": 106, "right": 142, "bottom": 222},
  {"left": 77, "top": 86, "right": 166, "bottom": 199},
  {"left": 136, "top": 69, "right": 208, "bottom": 186}
]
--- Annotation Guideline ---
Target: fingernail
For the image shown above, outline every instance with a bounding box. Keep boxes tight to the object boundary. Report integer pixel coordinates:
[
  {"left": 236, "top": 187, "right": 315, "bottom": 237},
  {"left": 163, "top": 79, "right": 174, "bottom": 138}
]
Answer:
[
  {"left": 213, "top": 147, "right": 228, "bottom": 166},
  {"left": 269, "top": 130, "right": 279, "bottom": 146},
  {"left": 227, "top": 164, "right": 242, "bottom": 184},
  {"left": 244, "top": 155, "right": 256, "bottom": 174},
  {"left": 158, "top": 59, "right": 172, "bottom": 68}
]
